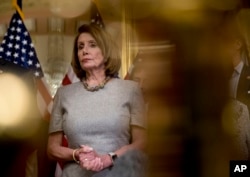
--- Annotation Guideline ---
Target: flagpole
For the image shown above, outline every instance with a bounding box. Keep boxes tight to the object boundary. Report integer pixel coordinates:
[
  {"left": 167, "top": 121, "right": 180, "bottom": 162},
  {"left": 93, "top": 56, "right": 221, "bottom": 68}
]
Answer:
[
  {"left": 17, "top": 0, "right": 22, "bottom": 9},
  {"left": 12, "top": 0, "right": 25, "bottom": 21}
]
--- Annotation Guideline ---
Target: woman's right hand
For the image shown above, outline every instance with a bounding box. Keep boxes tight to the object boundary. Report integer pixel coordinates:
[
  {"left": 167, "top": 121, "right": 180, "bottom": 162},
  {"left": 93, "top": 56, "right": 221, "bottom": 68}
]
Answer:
[{"left": 78, "top": 145, "right": 96, "bottom": 161}]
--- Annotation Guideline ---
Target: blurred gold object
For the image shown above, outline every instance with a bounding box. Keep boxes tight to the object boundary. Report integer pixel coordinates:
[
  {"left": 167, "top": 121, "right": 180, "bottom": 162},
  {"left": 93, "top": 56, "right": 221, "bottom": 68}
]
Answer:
[
  {"left": 0, "top": 73, "right": 39, "bottom": 138},
  {"left": 120, "top": 0, "right": 138, "bottom": 78},
  {"left": 49, "top": 0, "right": 91, "bottom": 18}
]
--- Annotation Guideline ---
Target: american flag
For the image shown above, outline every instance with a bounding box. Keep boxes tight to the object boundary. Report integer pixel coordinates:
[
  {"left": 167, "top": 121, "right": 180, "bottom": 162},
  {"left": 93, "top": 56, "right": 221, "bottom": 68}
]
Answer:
[
  {"left": 0, "top": 12, "right": 43, "bottom": 78},
  {"left": 0, "top": 2, "right": 52, "bottom": 122},
  {"left": 0, "top": 1, "right": 56, "bottom": 176},
  {"left": 90, "top": 1, "right": 105, "bottom": 28}
]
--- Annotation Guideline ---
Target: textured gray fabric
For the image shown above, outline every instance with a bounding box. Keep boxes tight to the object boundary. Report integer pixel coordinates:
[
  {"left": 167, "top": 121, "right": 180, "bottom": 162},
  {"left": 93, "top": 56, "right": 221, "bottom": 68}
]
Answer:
[
  {"left": 229, "top": 99, "right": 250, "bottom": 159},
  {"left": 106, "top": 150, "right": 147, "bottom": 177},
  {"left": 49, "top": 78, "right": 146, "bottom": 177}
]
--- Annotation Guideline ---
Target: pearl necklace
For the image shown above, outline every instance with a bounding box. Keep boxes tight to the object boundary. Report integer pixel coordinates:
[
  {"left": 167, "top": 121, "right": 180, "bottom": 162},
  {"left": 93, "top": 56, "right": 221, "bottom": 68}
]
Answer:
[{"left": 82, "top": 77, "right": 110, "bottom": 92}]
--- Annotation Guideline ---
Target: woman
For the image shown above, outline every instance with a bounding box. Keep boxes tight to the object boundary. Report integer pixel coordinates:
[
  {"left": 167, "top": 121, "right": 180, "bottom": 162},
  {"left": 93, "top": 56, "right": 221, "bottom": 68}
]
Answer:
[{"left": 47, "top": 24, "right": 146, "bottom": 177}]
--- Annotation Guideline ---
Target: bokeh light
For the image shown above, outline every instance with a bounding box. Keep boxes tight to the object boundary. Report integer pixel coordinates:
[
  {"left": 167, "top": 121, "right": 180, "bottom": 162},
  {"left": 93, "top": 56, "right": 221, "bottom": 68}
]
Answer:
[
  {"left": 0, "top": 73, "right": 38, "bottom": 138},
  {"left": 49, "top": 0, "right": 91, "bottom": 18}
]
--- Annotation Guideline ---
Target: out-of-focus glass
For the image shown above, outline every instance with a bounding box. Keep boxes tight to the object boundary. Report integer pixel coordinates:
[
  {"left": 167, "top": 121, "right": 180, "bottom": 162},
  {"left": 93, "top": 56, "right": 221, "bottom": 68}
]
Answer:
[{"left": 44, "top": 17, "right": 69, "bottom": 97}]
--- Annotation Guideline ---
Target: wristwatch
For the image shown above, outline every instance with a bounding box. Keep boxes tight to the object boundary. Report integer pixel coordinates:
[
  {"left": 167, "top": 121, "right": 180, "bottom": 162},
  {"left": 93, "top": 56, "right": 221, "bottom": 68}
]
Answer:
[{"left": 108, "top": 152, "right": 117, "bottom": 164}]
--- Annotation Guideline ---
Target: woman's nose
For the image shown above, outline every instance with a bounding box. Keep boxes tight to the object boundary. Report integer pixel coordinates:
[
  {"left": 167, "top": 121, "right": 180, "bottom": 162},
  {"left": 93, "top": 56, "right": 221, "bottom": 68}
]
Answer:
[{"left": 83, "top": 46, "right": 88, "bottom": 55}]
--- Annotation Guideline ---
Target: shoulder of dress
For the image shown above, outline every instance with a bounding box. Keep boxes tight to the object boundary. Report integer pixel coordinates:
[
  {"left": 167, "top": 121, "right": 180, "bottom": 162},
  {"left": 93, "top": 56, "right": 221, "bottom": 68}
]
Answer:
[
  {"left": 57, "top": 81, "right": 81, "bottom": 93},
  {"left": 115, "top": 79, "right": 138, "bottom": 90}
]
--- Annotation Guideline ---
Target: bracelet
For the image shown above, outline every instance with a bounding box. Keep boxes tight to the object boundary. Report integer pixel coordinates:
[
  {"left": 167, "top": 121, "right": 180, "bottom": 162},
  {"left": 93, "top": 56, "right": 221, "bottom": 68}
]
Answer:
[
  {"left": 108, "top": 154, "right": 114, "bottom": 165},
  {"left": 72, "top": 149, "right": 80, "bottom": 164},
  {"left": 108, "top": 152, "right": 117, "bottom": 166}
]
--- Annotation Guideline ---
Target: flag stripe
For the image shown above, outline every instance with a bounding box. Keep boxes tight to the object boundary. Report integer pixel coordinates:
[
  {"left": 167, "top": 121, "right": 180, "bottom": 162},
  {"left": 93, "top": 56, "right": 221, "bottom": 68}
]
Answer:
[
  {"left": 62, "top": 66, "right": 79, "bottom": 85},
  {"left": 36, "top": 79, "right": 52, "bottom": 105},
  {"left": 36, "top": 94, "right": 51, "bottom": 119},
  {"left": 62, "top": 74, "right": 71, "bottom": 85}
]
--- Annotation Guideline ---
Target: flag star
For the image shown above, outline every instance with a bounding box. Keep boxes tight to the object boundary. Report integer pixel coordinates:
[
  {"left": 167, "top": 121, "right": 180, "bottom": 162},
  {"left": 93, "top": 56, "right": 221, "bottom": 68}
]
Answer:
[
  {"left": 22, "top": 40, "right": 28, "bottom": 45},
  {"left": 28, "top": 59, "right": 33, "bottom": 65},
  {"left": 0, "top": 13, "right": 44, "bottom": 78},
  {"left": 34, "top": 71, "right": 40, "bottom": 77},
  {"left": 13, "top": 52, "right": 19, "bottom": 58},
  {"left": 36, "top": 63, "right": 41, "bottom": 68},
  {"left": 15, "top": 36, "right": 21, "bottom": 41},
  {"left": 9, "top": 35, "right": 14, "bottom": 40},
  {"left": 16, "top": 27, "right": 21, "bottom": 33},
  {"left": 17, "top": 19, "right": 22, "bottom": 24},
  {"left": 21, "top": 48, "right": 26, "bottom": 53},
  {"left": 14, "top": 44, "right": 20, "bottom": 49},
  {"left": 7, "top": 43, "right": 13, "bottom": 48},
  {"left": 29, "top": 51, "right": 34, "bottom": 57},
  {"left": 6, "top": 51, "right": 11, "bottom": 56}
]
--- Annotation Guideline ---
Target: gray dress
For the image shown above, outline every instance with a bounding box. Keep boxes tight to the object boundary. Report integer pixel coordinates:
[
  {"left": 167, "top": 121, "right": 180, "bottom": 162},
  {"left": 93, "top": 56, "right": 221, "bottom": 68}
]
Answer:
[{"left": 49, "top": 78, "right": 146, "bottom": 177}]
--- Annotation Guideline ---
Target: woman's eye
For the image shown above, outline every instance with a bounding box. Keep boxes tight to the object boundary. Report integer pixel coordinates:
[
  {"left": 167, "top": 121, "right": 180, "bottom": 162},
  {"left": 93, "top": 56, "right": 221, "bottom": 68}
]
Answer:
[
  {"left": 90, "top": 42, "right": 97, "bottom": 47},
  {"left": 78, "top": 44, "right": 83, "bottom": 50}
]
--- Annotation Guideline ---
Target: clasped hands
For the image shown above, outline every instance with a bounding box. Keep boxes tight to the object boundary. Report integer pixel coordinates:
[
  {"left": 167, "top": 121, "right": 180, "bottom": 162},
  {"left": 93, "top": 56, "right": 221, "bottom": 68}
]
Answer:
[{"left": 76, "top": 145, "right": 112, "bottom": 172}]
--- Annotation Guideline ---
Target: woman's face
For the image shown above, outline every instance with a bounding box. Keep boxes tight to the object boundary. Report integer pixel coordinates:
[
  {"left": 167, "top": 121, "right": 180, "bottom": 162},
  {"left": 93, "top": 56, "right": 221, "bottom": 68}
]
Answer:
[{"left": 77, "top": 33, "right": 105, "bottom": 72}]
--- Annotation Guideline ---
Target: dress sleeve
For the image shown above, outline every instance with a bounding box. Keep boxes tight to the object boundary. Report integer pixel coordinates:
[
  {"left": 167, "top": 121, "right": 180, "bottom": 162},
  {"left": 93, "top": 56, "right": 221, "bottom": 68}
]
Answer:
[
  {"left": 48, "top": 87, "right": 64, "bottom": 134},
  {"left": 130, "top": 84, "right": 147, "bottom": 128}
]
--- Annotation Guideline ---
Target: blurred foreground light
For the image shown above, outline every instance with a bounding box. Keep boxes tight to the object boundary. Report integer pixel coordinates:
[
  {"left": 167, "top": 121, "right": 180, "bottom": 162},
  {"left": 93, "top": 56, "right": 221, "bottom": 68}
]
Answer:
[
  {"left": 106, "top": 21, "right": 122, "bottom": 39},
  {"left": 0, "top": 73, "right": 32, "bottom": 129},
  {"left": 158, "top": 0, "right": 204, "bottom": 25},
  {"left": 49, "top": 0, "right": 91, "bottom": 18},
  {"left": 203, "top": 0, "right": 239, "bottom": 10},
  {"left": 164, "top": 0, "right": 202, "bottom": 10},
  {"left": 123, "top": 0, "right": 159, "bottom": 19},
  {"left": 98, "top": 0, "right": 159, "bottom": 19}
]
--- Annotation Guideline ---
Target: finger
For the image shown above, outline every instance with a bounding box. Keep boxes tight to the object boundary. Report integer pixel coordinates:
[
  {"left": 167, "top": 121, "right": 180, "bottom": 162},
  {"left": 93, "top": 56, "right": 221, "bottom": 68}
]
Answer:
[
  {"left": 79, "top": 160, "right": 86, "bottom": 169},
  {"left": 88, "top": 158, "right": 99, "bottom": 171},
  {"left": 78, "top": 154, "right": 85, "bottom": 162},
  {"left": 79, "top": 153, "right": 96, "bottom": 161},
  {"left": 80, "top": 145, "right": 93, "bottom": 152},
  {"left": 94, "top": 158, "right": 104, "bottom": 171},
  {"left": 82, "top": 159, "right": 91, "bottom": 170},
  {"left": 90, "top": 158, "right": 104, "bottom": 172},
  {"left": 79, "top": 157, "right": 89, "bottom": 167}
]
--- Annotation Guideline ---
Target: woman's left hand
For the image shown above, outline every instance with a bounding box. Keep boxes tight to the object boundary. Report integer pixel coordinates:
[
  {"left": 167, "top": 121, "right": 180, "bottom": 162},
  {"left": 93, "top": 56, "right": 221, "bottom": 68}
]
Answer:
[
  {"left": 79, "top": 157, "right": 104, "bottom": 171},
  {"left": 78, "top": 145, "right": 104, "bottom": 171}
]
